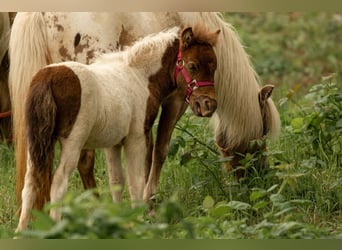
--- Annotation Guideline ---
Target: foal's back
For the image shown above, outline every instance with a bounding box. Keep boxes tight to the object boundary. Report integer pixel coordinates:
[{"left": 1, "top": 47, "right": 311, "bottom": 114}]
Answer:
[{"left": 54, "top": 54, "right": 149, "bottom": 148}]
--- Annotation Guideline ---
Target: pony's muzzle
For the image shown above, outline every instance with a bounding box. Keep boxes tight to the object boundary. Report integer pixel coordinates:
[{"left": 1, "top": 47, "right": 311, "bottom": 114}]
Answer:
[{"left": 191, "top": 96, "right": 217, "bottom": 117}]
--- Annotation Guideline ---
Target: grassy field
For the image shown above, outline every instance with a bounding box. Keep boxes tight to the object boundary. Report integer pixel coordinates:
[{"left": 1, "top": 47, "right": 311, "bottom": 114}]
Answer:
[{"left": 0, "top": 12, "right": 341, "bottom": 238}]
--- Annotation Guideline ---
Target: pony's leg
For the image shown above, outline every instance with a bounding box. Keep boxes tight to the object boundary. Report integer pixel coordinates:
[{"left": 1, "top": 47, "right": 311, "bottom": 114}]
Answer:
[
  {"left": 49, "top": 146, "right": 82, "bottom": 221},
  {"left": 144, "top": 93, "right": 187, "bottom": 202},
  {"left": 104, "top": 146, "right": 125, "bottom": 202},
  {"left": 77, "top": 149, "right": 97, "bottom": 190},
  {"left": 124, "top": 137, "right": 147, "bottom": 204},
  {"left": 16, "top": 155, "right": 36, "bottom": 232},
  {"left": 144, "top": 130, "right": 153, "bottom": 183}
]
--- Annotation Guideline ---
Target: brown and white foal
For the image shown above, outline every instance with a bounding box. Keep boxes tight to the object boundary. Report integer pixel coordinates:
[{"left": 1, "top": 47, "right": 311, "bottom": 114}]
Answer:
[{"left": 17, "top": 24, "right": 220, "bottom": 231}]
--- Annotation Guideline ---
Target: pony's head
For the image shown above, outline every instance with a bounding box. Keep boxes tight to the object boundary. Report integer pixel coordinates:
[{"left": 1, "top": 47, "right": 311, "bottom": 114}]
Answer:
[
  {"left": 175, "top": 25, "right": 220, "bottom": 117},
  {"left": 216, "top": 84, "right": 278, "bottom": 179}
]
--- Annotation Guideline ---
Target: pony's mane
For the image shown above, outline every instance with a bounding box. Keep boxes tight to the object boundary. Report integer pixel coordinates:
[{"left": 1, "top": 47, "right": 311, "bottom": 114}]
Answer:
[{"left": 179, "top": 12, "right": 280, "bottom": 147}]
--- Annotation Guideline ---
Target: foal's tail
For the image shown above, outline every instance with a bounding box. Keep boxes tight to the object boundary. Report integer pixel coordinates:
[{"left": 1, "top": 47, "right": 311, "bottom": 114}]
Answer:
[
  {"left": 8, "top": 12, "right": 51, "bottom": 212},
  {"left": 25, "top": 79, "right": 57, "bottom": 210}
]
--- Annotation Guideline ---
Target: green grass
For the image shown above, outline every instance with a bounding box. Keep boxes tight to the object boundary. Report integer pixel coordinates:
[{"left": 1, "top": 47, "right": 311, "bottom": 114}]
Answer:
[{"left": 1, "top": 12, "right": 342, "bottom": 238}]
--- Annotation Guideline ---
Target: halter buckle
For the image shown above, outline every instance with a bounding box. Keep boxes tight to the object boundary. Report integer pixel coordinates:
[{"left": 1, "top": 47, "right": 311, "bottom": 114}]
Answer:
[
  {"left": 189, "top": 79, "right": 198, "bottom": 90},
  {"left": 176, "top": 59, "right": 184, "bottom": 67}
]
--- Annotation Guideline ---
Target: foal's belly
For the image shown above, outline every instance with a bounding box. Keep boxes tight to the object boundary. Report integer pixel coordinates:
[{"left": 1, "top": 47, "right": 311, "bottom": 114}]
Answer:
[
  {"left": 83, "top": 113, "right": 133, "bottom": 148},
  {"left": 83, "top": 127, "right": 126, "bottom": 148}
]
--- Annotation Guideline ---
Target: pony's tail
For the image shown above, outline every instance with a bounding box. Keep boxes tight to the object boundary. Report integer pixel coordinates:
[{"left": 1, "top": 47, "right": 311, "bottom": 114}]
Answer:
[
  {"left": 8, "top": 12, "right": 51, "bottom": 212},
  {"left": 25, "top": 80, "right": 57, "bottom": 210}
]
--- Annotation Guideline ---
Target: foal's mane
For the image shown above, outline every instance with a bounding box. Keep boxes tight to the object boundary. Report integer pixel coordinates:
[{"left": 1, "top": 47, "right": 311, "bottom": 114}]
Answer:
[
  {"left": 125, "top": 27, "right": 180, "bottom": 67},
  {"left": 94, "top": 27, "right": 179, "bottom": 69}
]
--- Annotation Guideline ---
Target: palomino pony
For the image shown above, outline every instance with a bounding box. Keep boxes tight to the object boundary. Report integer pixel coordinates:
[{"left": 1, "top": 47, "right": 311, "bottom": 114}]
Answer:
[
  {"left": 0, "top": 12, "right": 11, "bottom": 143},
  {"left": 16, "top": 24, "right": 220, "bottom": 231},
  {"left": 216, "top": 84, "right": 277, "bottom": 179},
  {"left": 9, "top": 12, "right": 280, "bottom": 213}
]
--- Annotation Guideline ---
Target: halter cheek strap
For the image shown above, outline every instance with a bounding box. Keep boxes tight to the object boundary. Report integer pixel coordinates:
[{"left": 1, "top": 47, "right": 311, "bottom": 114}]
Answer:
[{"left": 174, "top": 50, "right": 215, "bottom": 103}]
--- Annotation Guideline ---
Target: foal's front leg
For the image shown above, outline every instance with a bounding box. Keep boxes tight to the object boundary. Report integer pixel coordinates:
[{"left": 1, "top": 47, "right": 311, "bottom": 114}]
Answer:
[
  {"left": 144, "top": 92, "right": 187, "bottom": 202},
  {"left": 124, "top": 136, "right": 147, "bottom": 204},
  {"left": 104, "top": 145, "right": 125, "bottom": 202}
]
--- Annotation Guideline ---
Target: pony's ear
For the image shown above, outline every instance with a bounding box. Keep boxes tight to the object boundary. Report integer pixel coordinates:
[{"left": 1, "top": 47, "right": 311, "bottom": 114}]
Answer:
[
  {"left": 181, "top": 27, "right": 194, "bottom": 49},
  {"left": 259, "top": 85, "right": 274, "bottom": 102},
  {"left": 208, "top": 29, "right": 221, "bottom": 46}
]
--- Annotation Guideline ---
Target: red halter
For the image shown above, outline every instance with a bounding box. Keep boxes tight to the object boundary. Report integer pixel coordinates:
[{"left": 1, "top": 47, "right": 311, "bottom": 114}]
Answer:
[{"left": 174, "top": 50, "right": 215, "bottom": 103}]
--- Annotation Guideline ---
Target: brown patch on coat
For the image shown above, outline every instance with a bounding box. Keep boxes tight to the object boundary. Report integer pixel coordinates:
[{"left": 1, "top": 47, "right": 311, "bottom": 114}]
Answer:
[
  {"left": 74, "top": 34, "right": 91, "bottom": 55},
  {"left": 50, "top": 66, "right": 82, "bottom": 138},
  {"left": 144, "top": 40, "right": 179, "bottom": 142},
  {"left": 118, "top": 25, "right": 135, "bottom": 50},
  {"left": 73, "top": 34, "right": 100, "bottom": 64},
  {"left": 59, "top": 45, "right": 72, "bottom": 61},
  {"left": 52, "top": 15, "right": 64, "bottom": 32}
]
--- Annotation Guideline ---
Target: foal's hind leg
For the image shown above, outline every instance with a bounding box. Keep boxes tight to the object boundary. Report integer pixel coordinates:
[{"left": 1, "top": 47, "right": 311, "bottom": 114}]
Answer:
[
  {"left": 50, "top": 144, "right": 82, "bottom": 221},
  {"left": 144, "top": 93, "right": 187, "bottom": 202},
  {"left": 77, "top": 149, "right": 97, "bottom": 190},
  {"left": 16, "top": 155, "right": 37, "bottom": 232},
  {"left": 104, "top": 146, "right": 125, "bottom": 202}
]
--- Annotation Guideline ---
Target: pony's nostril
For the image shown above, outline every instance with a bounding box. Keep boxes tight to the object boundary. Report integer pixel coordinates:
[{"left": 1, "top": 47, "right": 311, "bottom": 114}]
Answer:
[
  {"left": 195, "top": 100, "right": 201, "bottom": 114},
  {"left": 205, "top": 99, "right": 210, "bottom": 110}
]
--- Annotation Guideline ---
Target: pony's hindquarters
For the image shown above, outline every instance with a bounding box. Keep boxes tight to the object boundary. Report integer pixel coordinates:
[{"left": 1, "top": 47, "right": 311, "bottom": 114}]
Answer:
[{"left": 9, "top": 12, "right": 51, "bottom": 211}]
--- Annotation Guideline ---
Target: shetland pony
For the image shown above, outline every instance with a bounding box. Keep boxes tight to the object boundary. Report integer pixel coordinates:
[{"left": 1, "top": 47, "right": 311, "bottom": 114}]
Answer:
[
  {"left": 16, "top": 25, "right": 220, "bottom": 231},
  {"left": 9, "top": 12, "right": 281, "bottom": 213},
  {"left": 0, "top": 12, "right": 11, "bottom": 143},
  {"left": 216, "top": 84, "right": 277, "bottom": 179}
]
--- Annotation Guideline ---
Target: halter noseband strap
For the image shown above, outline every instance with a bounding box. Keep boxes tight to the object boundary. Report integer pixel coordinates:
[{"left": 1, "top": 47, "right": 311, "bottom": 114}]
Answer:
[{"left": 174, "top": 50, "right": 215, "bottom": 103}]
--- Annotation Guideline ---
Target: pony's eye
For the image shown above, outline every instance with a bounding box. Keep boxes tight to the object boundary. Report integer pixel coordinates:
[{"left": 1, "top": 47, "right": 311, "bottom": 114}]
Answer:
[{"left": 187, "top": 62, "right": 199, "bottom": 73}]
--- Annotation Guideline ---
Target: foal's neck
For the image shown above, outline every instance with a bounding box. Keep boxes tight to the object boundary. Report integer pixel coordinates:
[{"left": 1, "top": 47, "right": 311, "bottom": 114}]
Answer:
[{"left": 147, "top": 39, "right": 179, "bottom": 102}]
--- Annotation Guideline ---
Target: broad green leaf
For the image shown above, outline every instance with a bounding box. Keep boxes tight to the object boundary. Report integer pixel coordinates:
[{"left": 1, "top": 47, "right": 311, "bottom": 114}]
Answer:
[
  {"left": 202, "top": 196, "right": 215, "bottom": 209},
  {"left": 226, "top": 201, "right": 251, "bottom": 210},
  {"left": 290, "top": 117, "right": 303, "bottom": 130},
  {"left": 250, "top": 189, "right": 267, "bottom": 201},
  {"left": 253, "top": 201, "right": 269, "bottom": 210},
  {"left": 336, "top": 119, "right": 342, "bottom": 128},
  {"left": 210, "top": 203, "right": 231, "bottom": 218}
]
